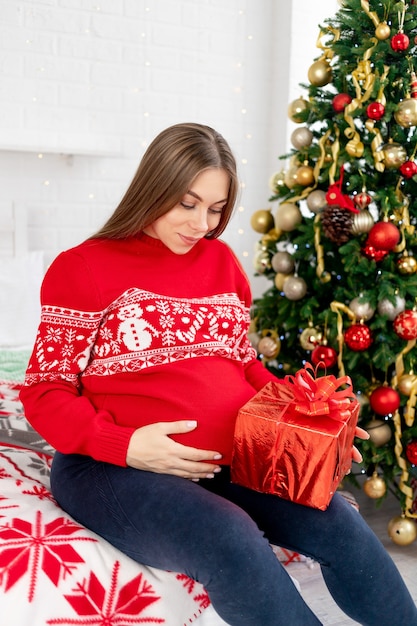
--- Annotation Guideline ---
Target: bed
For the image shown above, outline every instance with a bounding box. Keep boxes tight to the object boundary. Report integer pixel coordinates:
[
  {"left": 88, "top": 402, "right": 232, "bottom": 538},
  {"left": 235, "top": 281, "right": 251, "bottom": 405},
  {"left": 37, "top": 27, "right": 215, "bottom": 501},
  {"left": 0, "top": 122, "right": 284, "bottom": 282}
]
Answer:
[{"left": 0, "top": 207, "right": 306, "bottom": 625}]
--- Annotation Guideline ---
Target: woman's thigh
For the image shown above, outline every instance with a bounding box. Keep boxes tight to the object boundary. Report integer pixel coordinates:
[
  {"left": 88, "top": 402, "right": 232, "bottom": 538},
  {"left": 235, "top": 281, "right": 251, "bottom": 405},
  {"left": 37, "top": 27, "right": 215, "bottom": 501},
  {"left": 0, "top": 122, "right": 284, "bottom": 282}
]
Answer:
[
  {"left": 50, "top": 453, "right": 275, "bottom": 578},
  {"left": 200, "top": 467, "right": 376, "bottom": 564}
]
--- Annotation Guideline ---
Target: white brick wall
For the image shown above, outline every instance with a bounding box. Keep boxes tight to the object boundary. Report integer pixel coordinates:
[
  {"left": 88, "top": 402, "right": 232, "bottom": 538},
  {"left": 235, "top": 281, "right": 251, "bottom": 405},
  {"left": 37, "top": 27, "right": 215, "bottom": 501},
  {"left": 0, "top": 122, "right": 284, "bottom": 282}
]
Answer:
[{"left": 0, "top": 0, "right": 338, "bottom": 298}]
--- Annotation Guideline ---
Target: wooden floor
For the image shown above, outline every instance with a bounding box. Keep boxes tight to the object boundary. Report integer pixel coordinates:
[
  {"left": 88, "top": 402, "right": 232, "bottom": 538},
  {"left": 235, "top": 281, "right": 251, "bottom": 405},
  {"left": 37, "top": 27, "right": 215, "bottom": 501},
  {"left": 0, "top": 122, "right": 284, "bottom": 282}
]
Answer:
[{"left": 285, "top": 480, "right": 417, "bottom": 625}]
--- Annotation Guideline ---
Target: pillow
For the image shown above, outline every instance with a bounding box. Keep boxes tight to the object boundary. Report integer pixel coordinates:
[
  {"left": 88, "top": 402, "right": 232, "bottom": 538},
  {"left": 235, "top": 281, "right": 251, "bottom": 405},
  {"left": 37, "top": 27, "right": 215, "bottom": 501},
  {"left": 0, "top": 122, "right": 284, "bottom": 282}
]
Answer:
[
  {"left": 0, "top": 251, "right": 44, "bottom": 348},
  {"left": 0, "top": 348, "right": 31, "bottom": 381}
]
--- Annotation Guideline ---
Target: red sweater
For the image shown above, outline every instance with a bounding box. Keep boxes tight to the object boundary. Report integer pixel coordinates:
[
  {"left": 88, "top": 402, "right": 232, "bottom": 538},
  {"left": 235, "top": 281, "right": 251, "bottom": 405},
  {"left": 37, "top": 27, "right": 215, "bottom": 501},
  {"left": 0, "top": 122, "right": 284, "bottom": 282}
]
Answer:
[{"left": 20, "top": 233, "right": 276, "bottom": 466}]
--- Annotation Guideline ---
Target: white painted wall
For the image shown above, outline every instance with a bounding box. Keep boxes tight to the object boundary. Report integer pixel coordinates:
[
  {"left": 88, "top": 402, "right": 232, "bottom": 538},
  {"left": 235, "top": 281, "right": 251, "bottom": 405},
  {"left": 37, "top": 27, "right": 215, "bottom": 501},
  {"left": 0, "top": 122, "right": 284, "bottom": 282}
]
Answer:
[{"left": 0, "top": 0, "right": 339, "bottom": 298}]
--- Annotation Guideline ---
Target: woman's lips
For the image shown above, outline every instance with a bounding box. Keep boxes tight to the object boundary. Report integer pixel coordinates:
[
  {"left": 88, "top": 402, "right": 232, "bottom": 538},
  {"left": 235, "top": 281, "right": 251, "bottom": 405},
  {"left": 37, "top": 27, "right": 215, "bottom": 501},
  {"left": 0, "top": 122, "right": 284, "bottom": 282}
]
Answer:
[{"left": 179, "top": 234, "right": 201, "bottom": 245}]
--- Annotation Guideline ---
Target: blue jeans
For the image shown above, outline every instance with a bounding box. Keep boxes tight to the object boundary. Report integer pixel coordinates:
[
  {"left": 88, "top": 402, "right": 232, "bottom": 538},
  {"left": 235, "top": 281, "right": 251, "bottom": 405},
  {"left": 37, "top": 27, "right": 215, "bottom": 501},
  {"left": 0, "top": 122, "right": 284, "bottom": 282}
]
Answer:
[{"left": 50, "top": 453, "right": 417, "bottom": 626}]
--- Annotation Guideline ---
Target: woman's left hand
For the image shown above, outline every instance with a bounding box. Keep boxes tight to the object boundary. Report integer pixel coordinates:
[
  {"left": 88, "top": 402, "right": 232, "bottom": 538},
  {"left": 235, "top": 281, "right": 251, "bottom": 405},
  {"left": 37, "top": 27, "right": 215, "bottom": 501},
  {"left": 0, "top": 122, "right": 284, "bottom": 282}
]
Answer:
[{"left": 352, "top": 426, "right": 369, "bottom": 463}]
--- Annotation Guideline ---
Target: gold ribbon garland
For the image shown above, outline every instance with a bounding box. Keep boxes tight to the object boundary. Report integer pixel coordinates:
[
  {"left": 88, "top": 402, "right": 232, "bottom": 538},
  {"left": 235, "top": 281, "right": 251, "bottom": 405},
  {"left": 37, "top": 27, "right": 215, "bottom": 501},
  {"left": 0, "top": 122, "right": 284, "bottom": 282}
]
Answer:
[
  {"left": 405, "top": 378, "right": 417, "bottom": 427},
  {"left": 314, "top": 215, "right": 331, "bottom": 283},
  {"left": 343, "top": 39, "right": 379, "bottom": 157},
  {"left": 311, "top": 127, "right": 340, "bottom": 282},
  {"left": 329, "top": 301, "right": 356, "bottom": 378},
  {"left": 391, "top": 338, "right": 417, "bottom": 517},
  {"left": 315, "top": 26, "right": 340, "bottom": 61},
  {"left": 360, "top": 0, "right": 381, "bottom": 28},
  {"left": 393, "top": 405, "right": 417, "bottom": 518},
  {"left": 364, "top": 65, "right": 390, "bottom": 172},
  {"left": 288, "top": 128, "right": 341, "bottom": 207},
  {"left": 392, "top": 338, "right": 417, "bottom": 428}
]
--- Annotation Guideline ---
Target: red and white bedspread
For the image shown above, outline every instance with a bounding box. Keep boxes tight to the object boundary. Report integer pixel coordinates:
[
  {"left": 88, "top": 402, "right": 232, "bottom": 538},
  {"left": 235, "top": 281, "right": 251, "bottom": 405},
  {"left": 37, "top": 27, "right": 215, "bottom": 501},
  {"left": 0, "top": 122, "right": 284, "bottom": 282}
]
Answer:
[{"left": 0, "top": 381, "right": 226, "bottom": 626}]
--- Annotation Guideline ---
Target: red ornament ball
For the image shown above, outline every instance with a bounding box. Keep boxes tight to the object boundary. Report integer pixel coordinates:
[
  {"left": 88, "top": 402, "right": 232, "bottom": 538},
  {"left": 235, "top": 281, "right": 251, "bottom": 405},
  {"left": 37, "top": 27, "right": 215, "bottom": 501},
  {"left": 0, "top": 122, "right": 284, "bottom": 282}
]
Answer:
[
  {"left": 369, "top": 386, "right": 401, "bottom": 415},
  {"left": 393, "top": 309, "right": 417, "bottom": 340},
  {"left": 366, "top": 221, "right": 401, "bottom": 251},
  {"left": 332, "top": 93, "right": 352, "bottom": 113},
  {"left": 366, "top": 101, "right": 385, "bottom": 120},
  {"left": 406, "top": 441, "right": 417, "bottom": 465},
  {"left": 362, "top": 244, "right": 389, "bottom": 262},
  {"left": 311, "top": 345, "right": 338, "bottom": 368},
  {"left": 344, "top": 324, "right": 373, "bottom": 351},
  {"left": 399, "top": 160, "right": 417, "bottom": 178},
  {"left": 391, "top": 32, "right": 410, "bottom": 51}
]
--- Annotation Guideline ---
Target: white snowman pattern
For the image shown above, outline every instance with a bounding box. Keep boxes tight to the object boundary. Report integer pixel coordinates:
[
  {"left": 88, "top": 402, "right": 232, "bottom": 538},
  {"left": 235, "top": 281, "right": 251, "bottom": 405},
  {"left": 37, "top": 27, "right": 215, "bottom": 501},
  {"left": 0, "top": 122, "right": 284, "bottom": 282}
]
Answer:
[{"left": 116, "top": 303, "right": 160, "bottom": 351}]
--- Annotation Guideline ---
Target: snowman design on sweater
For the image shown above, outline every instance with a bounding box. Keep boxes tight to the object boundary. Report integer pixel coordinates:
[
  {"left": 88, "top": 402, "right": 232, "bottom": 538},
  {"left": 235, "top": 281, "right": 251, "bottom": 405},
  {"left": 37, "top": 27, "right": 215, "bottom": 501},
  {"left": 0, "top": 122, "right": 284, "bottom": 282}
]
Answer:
[{"left": 27, "top": 287, "right": 255, "bottom": 386}]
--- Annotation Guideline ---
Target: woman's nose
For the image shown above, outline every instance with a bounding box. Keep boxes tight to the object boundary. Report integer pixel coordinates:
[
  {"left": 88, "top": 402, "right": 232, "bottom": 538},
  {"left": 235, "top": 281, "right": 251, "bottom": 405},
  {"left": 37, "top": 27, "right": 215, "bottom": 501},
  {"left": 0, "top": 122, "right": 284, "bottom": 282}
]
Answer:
[{"left": 190, "top": 208, "right": 209, "bottom": 232}]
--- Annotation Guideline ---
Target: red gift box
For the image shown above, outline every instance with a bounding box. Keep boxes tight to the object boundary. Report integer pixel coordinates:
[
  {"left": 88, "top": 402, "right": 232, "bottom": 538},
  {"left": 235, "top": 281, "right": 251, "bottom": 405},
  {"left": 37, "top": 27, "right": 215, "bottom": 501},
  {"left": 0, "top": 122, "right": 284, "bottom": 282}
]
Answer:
[{"left": 231, "top": 364, "right": 360, "bottom": 510}]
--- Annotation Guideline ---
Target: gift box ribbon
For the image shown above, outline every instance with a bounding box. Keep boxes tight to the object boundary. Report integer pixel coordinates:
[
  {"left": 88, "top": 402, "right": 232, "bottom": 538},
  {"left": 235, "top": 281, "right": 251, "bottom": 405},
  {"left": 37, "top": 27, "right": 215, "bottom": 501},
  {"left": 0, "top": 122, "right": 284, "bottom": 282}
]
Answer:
[{"left": 273, "top": 363, "right": 355, "bottom": 422}]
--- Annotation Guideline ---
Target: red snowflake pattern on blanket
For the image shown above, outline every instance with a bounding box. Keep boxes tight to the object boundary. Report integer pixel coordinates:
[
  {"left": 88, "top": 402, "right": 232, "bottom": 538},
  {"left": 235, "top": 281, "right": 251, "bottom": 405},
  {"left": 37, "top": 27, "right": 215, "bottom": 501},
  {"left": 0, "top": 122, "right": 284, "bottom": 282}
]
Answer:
[
  {"left": 47, "top": 561, "right": 164, "bottom": 625},
  {"left": 0, "top": 511, "right": 94, "bottom": 601},
  {"left": 0, "top": 425, "right": 215, "bottom": 625}
]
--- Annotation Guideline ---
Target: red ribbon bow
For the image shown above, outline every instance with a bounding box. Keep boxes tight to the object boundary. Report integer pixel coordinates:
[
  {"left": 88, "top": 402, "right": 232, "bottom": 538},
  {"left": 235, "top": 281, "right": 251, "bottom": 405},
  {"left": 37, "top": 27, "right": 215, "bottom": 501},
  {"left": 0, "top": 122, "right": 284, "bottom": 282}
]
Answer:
[
  {"left": 275, "top": 363, "right": 354, "bottom": 422},
  {"left": 326, "top": 166, "right": 359, "bottom": 214}
]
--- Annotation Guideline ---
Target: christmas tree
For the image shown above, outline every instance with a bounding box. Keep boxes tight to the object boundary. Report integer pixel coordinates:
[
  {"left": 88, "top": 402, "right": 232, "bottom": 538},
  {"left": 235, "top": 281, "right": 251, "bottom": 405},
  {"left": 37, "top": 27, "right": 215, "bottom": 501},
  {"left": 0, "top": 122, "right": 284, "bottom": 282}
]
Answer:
[{"left": 250, "top": 0, "right": 417, "bottom": 545}]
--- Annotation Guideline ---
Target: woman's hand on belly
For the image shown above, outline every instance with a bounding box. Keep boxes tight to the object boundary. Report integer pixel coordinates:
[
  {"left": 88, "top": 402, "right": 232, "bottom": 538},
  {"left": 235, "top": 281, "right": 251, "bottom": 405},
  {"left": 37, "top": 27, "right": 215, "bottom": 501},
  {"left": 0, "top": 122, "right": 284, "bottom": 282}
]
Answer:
[{"left": 126, "top": 420, "right": 223, "bottom": 480}]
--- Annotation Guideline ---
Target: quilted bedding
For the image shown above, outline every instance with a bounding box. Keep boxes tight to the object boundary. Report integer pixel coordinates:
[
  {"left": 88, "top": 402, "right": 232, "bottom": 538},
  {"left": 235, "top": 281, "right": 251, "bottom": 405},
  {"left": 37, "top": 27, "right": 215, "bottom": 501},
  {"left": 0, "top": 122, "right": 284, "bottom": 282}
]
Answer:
[
  {"left": 0, "top": 373, "right": 306, "bottom": 625},
  {"left": 0, "top": 380, "right": 228, "bottom": 626}
]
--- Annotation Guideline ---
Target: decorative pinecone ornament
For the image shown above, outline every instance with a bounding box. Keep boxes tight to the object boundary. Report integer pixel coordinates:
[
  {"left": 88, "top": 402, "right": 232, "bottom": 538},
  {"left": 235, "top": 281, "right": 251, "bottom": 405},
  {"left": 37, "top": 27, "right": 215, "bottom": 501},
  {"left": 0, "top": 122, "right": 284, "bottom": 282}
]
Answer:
[{"left": 321, "top": 204, "right": 353, "bottom": 244}]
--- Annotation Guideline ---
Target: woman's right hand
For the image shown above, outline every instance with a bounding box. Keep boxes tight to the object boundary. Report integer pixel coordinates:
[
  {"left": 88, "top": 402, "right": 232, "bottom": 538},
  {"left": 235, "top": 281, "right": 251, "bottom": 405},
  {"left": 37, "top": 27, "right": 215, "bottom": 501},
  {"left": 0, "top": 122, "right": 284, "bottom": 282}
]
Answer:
[{"left": 126, "top": 420, "right": 223, "bottom": 480}]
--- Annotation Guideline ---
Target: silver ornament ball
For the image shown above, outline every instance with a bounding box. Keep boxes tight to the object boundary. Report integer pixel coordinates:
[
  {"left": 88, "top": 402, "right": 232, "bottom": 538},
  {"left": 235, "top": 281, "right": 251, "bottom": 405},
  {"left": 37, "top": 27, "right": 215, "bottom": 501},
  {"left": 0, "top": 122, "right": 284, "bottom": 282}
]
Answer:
[
  {"left": 349, "top": 297, "right": 375, "bottom": 321},
  {"left": 377, "top": 295, "right": 406, "bottom": 321},
  {"left": 290, "top": 127, "right": 313, "bottom": 150},
  {"left": 271, "top": 251, "right": 295, "bottom": 274},
  {"left": 283, "top": 275, "right": 307, "bottom": 301},
  {"left": 351, "top": 210, "right": 374, "bottom": 235},
  {"left": 306, "top": 189, "right": 327, "bottom": 214}
]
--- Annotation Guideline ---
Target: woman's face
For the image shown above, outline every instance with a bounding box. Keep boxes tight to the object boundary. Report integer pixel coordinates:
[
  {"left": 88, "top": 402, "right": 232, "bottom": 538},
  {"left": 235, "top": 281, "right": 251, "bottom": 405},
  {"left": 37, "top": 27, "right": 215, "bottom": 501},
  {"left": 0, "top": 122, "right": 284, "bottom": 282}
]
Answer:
[{"left": 144, "top": 168, "right": 230, "bottom": 254}]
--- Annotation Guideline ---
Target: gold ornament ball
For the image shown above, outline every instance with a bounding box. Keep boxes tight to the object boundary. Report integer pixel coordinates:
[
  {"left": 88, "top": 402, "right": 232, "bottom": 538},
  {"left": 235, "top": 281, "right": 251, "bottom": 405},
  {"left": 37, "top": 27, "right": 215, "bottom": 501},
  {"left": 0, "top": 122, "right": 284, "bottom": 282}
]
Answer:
[
  {"left": 381, "top": 141, "right": 407, "bottom": 168},
  {"left": 295, "top": 164, "right": 315, "bottom": 187},
  {"left": 366, "top": 419, "right": 392, "bottom": 447},
  {"left": 250, "top": 209, "right": 275, "bottom": 234},
  {"left": 308, "top": 59, "right": 332, "bottom": 87},
  {"left": 288, "top": 97, "right": 310, "bottom": 123},
  {"left": 375, "top": 22, "right": 391, "bottom": 40},
  {"left": 290, "top": 127, "right": 313, "bottom": 149},
  {"left": 363, "top": 472, "right": 387, "bottom": 499},
  {"left": 275, "top": 203, "right": 302, "bottom": 231},
  {"left": 283, "top": 275, "right": 307, "bottom": 301},
  {"left": 253, "top": 250, "right": 271, "bottom": 274},
  {"left": 394, "top": 98, "right": 417, "bottom": 128},
  {"left": 397, "top": 373, "right": 417, "bottom": 396},
  {"left": 397, "top": 255, "right": 417, "bottom": 275},
  {"left": 269, "top": 170, "right": 286, "bottom": 194},
  {"left": 299, "top": 326, "right": 323, "bottom": 351},
  {"left": 388, "top": 515, "right": 417, "bottom": 546},
  {"left": 351, "top": 210, "right": 374, "bottom": 235},
  {"left": 306, "top": 189, "right": 327, "bottom": 214},
  {"left": 271, "top": 251, "right": 295, "bottom": 274},
  {"left": 274, "top": 272, "right": 289, "bottom": 291},
  {"left": 257, "top": 335, "right": 281, "bottom": 359},
  {"left": 284, "top": 165, "right": 300, "bottom": 189}
]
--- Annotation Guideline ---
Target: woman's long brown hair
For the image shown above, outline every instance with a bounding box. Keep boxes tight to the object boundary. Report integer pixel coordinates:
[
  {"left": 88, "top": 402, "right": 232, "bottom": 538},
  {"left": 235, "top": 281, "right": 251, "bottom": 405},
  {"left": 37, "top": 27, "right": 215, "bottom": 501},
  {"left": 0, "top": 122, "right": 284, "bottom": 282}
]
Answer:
[{"left": 91, "top": 123, "right": 239, "bottom": 240}]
